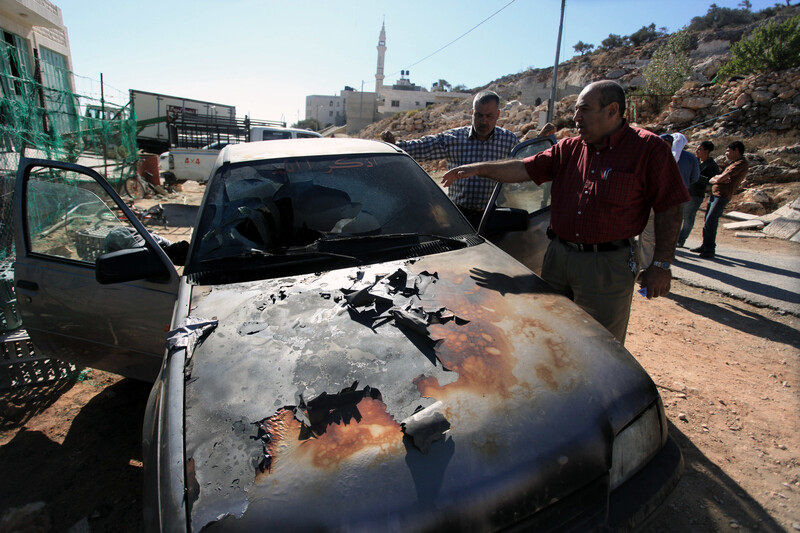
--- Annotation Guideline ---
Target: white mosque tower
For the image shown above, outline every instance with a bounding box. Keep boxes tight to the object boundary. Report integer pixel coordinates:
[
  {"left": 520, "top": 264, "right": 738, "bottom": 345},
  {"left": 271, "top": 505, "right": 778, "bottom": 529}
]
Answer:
[{"left": 375, "top": 21, "right": 386, "bottom": 93}]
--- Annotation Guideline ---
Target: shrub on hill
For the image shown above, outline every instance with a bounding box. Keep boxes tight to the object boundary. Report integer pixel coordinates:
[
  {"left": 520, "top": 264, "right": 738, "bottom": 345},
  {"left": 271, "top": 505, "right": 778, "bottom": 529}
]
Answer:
[
  {"left": 689, "top": 5, "right": 755, "bottom": 31},
  {"left": 717, "top": 13, "right": 800, "bottom": 77},
  {"left": 643, "top": 29, "right": 692, "bottom": 96}
]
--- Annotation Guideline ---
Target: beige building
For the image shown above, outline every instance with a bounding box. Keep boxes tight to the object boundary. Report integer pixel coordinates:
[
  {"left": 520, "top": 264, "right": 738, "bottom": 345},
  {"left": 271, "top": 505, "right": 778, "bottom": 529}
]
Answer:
[
  {"left": 305, "top": 87, "right": 353, "bottom": 128},
  {"left": 0, "top": 0, "right": 75, "bottom": 134},
  {"left": 345, "top": 90, "right": 378, "bottom": 135},
  {"left": 376, "top": 70, "right": 469, "bottom": 117}
]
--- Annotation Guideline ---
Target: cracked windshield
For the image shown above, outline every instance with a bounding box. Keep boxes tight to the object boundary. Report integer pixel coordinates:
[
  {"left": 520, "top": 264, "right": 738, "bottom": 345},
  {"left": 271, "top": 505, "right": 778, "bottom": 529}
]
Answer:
[{"left": 187, "top": 153, "right": 474, "bottom": 281}]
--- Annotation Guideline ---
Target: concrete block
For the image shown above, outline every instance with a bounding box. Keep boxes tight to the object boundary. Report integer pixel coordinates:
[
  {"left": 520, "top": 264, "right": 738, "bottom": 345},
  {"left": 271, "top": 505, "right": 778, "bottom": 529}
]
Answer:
[
  {"left": 725, "top": 211, "right": 761, "bottom": 221},
  {"left": 723, "top": 220, "right": 765, "bottom": 229},
  {"left": 764, "top": 217, "right": 800, "bottom": 239}
]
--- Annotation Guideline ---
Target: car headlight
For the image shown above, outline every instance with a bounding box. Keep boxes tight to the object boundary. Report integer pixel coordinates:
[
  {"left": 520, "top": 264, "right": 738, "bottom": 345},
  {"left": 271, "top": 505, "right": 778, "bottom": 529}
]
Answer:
[{"left": 609, "top": 399, "right": 666, "bottom": 490}]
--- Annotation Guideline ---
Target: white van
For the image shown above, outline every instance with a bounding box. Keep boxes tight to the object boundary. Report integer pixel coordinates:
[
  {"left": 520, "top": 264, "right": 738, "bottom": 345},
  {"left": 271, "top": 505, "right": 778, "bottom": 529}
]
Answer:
[
  {"left": 249, "top": 126, "right": 322, "bottom": 141},
  {"left": 160, "top": 128, "right": 322, "bottom": 184}
]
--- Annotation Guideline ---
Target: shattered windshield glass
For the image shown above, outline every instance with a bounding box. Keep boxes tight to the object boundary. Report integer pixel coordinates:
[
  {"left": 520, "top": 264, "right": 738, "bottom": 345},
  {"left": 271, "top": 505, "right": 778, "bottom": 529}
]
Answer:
[{"left": 185, "top": 153, "right": 476, "bottom": 283}]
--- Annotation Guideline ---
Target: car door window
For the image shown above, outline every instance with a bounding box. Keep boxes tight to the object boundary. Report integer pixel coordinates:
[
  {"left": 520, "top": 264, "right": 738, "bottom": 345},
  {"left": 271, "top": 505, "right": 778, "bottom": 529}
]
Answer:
[
  {"left": 494, "top": 138, "right": 554, "bottom": 215},
  {"left": 25, "top": 167, "right": 143, "bottom": 263}
]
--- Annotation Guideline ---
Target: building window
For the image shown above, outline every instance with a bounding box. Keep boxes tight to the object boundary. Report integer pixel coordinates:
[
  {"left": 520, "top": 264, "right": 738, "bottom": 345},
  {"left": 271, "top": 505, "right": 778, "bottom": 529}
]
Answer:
[
  {"left": 39, "top": 46, "right": 77, "bottom": 135},
  {"left": 0, "top": 29, "right": 33, "bottom": 99},
  {"left": 329, "top": 100, "right": 333, "bottom": 106},
  {"left": 391, "top": 100, "right": 400, "bottom": 107},
  {"left": 415, "top": 101, "right": 420, "bottom": 106}
]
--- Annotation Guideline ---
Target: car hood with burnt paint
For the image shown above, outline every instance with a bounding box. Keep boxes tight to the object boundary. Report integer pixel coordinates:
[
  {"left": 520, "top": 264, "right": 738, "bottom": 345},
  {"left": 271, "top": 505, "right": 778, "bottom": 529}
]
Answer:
[{"left": 182, "top": 242, "right": 657, "bottom": 531}]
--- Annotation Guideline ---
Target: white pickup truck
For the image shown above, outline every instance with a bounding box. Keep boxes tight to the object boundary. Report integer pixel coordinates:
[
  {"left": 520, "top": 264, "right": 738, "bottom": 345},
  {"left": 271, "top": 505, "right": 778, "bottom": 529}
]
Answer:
[{"left": 159, "top": 127, "right": 321, "bottom": 184}]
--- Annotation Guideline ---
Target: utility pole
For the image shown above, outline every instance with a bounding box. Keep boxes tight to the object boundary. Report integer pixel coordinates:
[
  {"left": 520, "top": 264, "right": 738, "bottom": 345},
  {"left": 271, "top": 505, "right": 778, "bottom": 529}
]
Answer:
[{"left": 547, "top": 0, "right": 566, "bottom": 123}]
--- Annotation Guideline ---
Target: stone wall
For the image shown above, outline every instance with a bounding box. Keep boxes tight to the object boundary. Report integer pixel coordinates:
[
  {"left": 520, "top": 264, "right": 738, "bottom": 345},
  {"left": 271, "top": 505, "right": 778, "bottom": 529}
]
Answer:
[{"left": 664, "top": 68, "right": 800, "bottom": 136}]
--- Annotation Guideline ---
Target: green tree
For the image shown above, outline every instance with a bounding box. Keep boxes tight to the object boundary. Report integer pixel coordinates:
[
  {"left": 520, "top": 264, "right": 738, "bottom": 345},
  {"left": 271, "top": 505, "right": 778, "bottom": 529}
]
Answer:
[
  {"left": 738, "top": 0, "right": 752, "bottom": 10},
  {"left": 642, "top": 29, "right": 692, "bottom": 96},
  {"left": 292, "top": 118, "right": 320, "bottom": 131},
  {"left": 689, "top": 4, "right": 754, "bottom": 30},
  {"left": 573, "top": 41, "right": 595, "bottom": 56},
  {"left": 600, "top": 34, "right": 625, "bottom": 50},
  {"left": 629, "top": 23, "right": 664, "bottom": 46},
  {"left": 718, "top": 13, "right": 800, "bottom": 77},
  {"left": 432, "top": 79, "right": 451, "bottom": 92}
]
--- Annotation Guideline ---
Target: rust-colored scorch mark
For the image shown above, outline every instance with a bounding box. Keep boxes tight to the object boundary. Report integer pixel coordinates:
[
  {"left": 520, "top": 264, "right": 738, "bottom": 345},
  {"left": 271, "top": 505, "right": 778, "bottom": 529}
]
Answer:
[
  {"left": 535, "top": 337, "right": 576, "bottom": 391},
  {"left": 413, "top": 265, "right": 583, "bottom": 398},
  {"left": 303, "top": 397, "right": 403, "bottom": 469},
  {"left": 254, "top": 408, "right": 297, "bottom": 480},
  {"left": 427, "top": 319, "right": 519, "bottom": 398},
  {"left": 413, "top": 269, "right": 525, "bottom": 398},
  {"left": 257, "top": 398, "right": 404, "bottom": 477}
]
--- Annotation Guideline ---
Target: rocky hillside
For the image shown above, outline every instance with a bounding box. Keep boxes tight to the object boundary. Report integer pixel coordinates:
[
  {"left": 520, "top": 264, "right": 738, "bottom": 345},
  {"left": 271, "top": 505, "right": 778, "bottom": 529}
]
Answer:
[{"left": 359, "top": 5, "right": 800, "bottom": 217}]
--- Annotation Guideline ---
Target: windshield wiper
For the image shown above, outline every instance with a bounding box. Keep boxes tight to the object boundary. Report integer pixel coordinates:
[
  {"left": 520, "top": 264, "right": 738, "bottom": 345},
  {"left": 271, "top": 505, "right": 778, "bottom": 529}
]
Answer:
[
  {"left": 315, "top": 232, "right": 469, "bottom": 248},
  {"left": 200, "top": 248, "right": 362, "bottom": 265}
]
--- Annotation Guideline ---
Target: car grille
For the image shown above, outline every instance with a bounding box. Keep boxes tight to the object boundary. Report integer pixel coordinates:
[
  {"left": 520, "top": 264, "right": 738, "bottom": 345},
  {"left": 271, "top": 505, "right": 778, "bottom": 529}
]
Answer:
[{"left": 499, "top": 475, "right": 608, "bottom": 533}]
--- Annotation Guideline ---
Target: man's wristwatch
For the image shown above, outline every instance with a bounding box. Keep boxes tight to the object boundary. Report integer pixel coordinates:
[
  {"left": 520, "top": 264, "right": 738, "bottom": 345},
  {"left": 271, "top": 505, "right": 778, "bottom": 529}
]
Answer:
[{"left": 651, "top": 260, "right": 671, "bottom": 270}]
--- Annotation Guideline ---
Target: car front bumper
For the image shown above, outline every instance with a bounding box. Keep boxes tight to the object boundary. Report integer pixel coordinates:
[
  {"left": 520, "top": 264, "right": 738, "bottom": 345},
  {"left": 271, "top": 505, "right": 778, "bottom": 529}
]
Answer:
[
  {"left": 503, "top": 435, "right": 683, "bottom": 532},
  {"left": 609, "top": 435, "right": 684, "bottom": 531}
]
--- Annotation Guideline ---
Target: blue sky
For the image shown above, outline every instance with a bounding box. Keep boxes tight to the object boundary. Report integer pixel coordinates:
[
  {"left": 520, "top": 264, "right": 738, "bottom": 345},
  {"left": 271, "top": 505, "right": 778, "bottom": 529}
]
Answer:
[{"left": 56, "top": 0, "right": 780, "bottom": 125}]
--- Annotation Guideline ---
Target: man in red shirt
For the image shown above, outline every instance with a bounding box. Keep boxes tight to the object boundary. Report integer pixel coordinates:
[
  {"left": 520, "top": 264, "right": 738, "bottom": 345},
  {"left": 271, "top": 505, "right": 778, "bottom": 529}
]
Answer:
[{"left": 441, "top": 81, "right": 688, "bottom": 344}]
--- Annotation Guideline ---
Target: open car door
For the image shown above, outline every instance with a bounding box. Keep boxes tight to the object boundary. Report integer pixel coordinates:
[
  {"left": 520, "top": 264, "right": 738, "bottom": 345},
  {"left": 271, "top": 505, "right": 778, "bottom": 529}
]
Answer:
[
  {"left": 478, "top": 137, "right": 554, "bottom": 275},
  {"left": 13, "top": 159, "right": 180, "bottom": 381}
]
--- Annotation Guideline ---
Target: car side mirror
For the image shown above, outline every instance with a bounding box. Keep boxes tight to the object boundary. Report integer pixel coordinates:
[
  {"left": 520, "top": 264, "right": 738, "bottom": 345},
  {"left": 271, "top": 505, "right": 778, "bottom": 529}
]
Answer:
[
  {"left": 484, "top": 207, "right": 528, "bottom": 233},
  {"left": 96, "top": 247, "right": 172, "bottom": 284}
]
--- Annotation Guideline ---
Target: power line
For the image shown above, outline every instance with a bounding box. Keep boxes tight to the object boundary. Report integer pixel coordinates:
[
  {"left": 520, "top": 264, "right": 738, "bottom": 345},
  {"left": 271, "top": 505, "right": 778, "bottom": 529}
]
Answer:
[{"left": 385, "top": 0, "right": 517, "bottom": 79}]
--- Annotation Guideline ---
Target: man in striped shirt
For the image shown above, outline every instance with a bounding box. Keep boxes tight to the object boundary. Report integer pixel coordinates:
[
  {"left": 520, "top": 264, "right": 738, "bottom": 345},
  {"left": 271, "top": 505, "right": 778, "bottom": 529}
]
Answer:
[
  {"left": 440, "top": 81, "right": 688, "bottom": 344},
  {"left": 380, "top": 90, "right": 518, "bottom": 227}
]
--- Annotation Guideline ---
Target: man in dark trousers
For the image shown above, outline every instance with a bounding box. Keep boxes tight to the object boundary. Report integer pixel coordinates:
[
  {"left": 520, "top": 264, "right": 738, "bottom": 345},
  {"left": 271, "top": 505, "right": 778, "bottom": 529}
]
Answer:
[
  {"left": 440, "top": 81, "right": 688, "bottom": 344},
  {"left": 691, "top": 141, "right": 748, "bottom": 258},
  {"left": 678, "top": 140, "right": 720, "bottom": 247}
]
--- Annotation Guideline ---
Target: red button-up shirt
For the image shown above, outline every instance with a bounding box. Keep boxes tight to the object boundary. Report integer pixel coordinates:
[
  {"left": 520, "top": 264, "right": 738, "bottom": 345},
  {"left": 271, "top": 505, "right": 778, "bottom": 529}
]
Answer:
[{"left": 523, "top": 122, "right": 689, "bottom": 244}]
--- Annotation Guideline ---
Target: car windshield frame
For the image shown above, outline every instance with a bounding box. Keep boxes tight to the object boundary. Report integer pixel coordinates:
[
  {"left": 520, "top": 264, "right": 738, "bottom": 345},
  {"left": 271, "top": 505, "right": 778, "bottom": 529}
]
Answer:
[{"left": 184, "top": 152, "right": 477, "bottom": 284}]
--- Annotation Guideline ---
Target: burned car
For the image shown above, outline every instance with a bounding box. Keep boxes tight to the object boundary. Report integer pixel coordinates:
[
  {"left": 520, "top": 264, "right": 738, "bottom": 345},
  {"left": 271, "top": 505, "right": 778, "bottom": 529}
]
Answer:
[{"left": 14, "top": 138, "right": 682, "bottom": 531}]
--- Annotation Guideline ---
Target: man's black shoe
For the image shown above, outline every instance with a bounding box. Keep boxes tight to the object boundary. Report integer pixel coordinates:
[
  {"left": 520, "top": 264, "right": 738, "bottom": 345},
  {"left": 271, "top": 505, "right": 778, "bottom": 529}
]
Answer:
[
  {"left": 698, "top": 251, "right": 715, "bottom": 258},
  {"left": 689, "top": 246, "right": 705, "bottom": 253}
]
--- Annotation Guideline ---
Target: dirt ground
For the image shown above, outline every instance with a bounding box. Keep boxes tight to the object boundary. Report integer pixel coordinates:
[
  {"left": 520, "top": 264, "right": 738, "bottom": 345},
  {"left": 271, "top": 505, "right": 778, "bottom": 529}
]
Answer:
[{"left": 0, "top": 182, "right": 798, "bottom": 532}]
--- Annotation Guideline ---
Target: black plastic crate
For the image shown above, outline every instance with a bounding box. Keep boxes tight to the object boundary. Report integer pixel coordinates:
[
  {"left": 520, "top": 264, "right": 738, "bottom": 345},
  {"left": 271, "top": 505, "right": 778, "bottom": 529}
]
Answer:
[
  {"left": 74, "top": 226, "right": 113, "bottom": 261},
  {"left": 0, "top": 329, "right": 76, "bottom": 389}
]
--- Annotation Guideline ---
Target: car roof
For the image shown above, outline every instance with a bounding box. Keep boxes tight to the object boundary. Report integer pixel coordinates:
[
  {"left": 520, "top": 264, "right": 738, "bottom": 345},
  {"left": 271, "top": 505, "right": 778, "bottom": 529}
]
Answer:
[{"left": 221, "top": 138, "right": 403, "bottom": 164}]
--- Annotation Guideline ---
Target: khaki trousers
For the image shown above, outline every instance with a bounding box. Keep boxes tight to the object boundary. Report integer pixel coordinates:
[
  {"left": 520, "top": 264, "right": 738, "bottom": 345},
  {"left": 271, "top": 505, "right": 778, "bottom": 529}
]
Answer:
[{"left": 541, "top": 238, "right": 637, "bottom": 345}]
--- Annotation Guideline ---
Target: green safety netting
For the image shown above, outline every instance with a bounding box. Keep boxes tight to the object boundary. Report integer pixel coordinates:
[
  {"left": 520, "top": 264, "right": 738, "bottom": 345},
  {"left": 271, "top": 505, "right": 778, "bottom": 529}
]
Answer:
[{"left": 0, "top": 51, "right": 139, "bottom": 262}]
